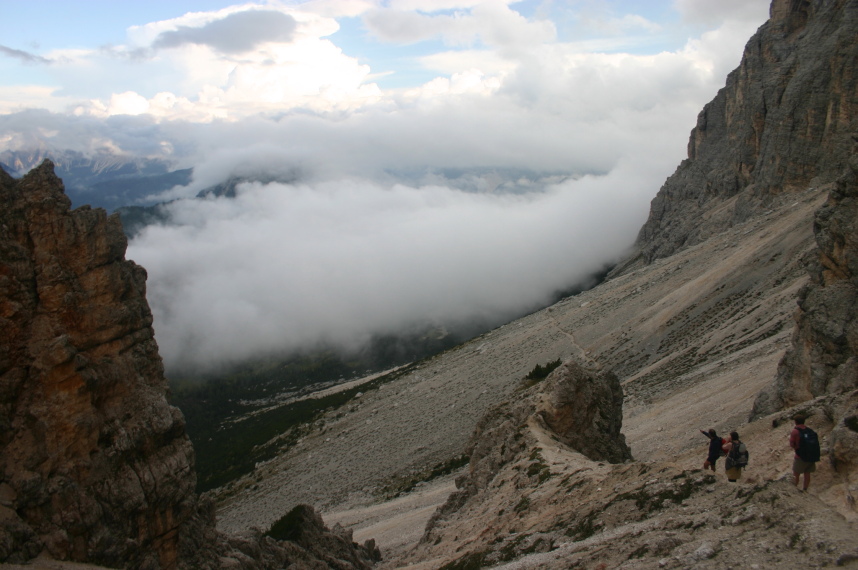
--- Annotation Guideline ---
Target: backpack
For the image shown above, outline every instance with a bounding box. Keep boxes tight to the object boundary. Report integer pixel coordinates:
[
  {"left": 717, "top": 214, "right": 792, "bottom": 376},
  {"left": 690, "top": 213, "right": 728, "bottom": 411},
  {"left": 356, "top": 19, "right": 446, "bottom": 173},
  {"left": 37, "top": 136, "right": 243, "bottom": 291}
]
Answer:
[
  {"left": 726, "top": 441, "right": 749, "bottom": 469},
  {"left": 796, "top": 427, "right": 821, "bottom": 463}
]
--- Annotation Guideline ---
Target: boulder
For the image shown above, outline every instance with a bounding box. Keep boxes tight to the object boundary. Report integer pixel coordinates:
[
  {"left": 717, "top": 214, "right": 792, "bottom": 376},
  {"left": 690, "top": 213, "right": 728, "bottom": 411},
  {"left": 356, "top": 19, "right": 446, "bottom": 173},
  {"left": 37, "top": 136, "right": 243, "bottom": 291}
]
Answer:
[{"left": 538, "top": 361, "right": 633, "bottom": 464}]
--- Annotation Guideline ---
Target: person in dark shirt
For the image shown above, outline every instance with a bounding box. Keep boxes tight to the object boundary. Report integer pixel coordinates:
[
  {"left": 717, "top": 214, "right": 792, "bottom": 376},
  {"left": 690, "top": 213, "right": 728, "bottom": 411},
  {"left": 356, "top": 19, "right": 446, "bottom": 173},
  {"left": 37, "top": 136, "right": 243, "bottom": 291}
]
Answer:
[{"left": 700, "top": 428, "right": 722, "bottom": 472}]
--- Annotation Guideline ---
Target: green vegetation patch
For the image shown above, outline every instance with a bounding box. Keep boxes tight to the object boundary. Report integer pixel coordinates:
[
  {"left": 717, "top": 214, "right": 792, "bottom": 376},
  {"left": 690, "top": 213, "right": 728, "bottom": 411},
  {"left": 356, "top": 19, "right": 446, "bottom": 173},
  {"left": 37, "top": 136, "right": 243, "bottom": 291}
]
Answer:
[
  {"left": 613, "top": 476, "right": 695, "bottom": 513},
  {"left": 525, "top": 449, "right": 552, "bottom": 485},
  {"left": 178, "top": 359, "right": 422, "bottom": 492},
  {"left": 565, "top": 511, "right": 599, "bottom": 541},
  {"left": 518, "top": 358, "right": 563, "bottom": 390}
]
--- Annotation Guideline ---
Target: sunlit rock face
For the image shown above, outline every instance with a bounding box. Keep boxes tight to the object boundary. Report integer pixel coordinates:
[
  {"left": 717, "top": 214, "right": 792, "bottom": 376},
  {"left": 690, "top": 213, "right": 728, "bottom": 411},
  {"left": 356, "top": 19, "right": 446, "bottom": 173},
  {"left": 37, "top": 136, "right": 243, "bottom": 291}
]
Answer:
[
  {"left": 0, "top": 160, "right": 197, "bottom": 568},
  {"left": 632, "top": 0, "right": 858, "bottom": 267}
]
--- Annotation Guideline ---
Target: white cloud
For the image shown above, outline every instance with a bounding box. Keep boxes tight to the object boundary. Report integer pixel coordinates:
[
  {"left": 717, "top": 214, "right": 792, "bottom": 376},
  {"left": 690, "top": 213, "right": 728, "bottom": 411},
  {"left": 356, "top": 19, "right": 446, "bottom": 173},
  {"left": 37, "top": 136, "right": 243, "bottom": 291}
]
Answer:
[
  {"left": 0, "top": 1, "right": 774, "bottom": 371},
  {"left": 0, "top": 86, "right": 69, "bottom": 114},
  {"left": 106, "top": 91, "right": 150, "bottom": 116},
  {"left": 674, "top": 0, "right": 770, "bottom": 27},
  {"left": 129, "top": 165, "right": 653, "bottom": 370},
  {"left": 363, "top": 1, "right": 556, "bottom": 50}
]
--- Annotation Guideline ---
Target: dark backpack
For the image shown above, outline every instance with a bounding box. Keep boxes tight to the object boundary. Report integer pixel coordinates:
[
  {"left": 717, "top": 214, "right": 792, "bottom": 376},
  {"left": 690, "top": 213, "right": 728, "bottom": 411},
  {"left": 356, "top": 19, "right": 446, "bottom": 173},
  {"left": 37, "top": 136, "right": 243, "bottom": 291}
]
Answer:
[
  {"left": 796, "top": 427, "right": 821, "bottom": 463},
  {"left": 726, "top": 441, "right": 749, "bottom": 469}
]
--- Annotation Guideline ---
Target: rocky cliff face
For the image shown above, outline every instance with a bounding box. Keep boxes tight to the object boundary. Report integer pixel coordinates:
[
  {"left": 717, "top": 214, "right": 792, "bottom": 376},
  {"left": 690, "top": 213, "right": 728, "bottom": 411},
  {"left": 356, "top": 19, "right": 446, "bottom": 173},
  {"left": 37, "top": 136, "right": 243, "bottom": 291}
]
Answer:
[
  {"left": 754, "top": 152, "right": 858, "bottom": 416},
  {"left": 0, "top": 161, "right": 196, "bottom": 568},
  {"left": 752, "top": 151, "right": 858, "bottom": 486},
  {"left": 632, "top": 0, "right": 858, "bottom": 266},
  {"left": 0, "top": 161, "right": 379, "bottom": 568}
]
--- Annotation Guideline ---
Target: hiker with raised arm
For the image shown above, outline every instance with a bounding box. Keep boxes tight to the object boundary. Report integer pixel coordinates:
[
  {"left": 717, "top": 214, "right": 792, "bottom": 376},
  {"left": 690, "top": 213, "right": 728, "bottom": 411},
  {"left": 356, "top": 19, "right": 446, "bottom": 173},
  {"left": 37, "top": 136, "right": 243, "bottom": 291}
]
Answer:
[
  {"left": 790, "top": 415, "right": 820, "bottom": 491},
  {"left": 700, "top": 428, "right": 723, "bottom": 472}
]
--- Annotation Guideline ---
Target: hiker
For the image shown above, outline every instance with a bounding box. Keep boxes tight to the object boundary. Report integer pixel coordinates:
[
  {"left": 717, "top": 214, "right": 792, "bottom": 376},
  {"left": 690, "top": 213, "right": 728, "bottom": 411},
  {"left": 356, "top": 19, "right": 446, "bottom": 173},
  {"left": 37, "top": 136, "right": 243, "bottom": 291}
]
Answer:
[
  {"left": 700, "top": 428, "right": 722, "bottom": 472},
  {"left": 723, "top": 431, "right": 748, "bottom": 482},
  {"left": 790, "top": 415, "right": 821, "bottom": 491}
]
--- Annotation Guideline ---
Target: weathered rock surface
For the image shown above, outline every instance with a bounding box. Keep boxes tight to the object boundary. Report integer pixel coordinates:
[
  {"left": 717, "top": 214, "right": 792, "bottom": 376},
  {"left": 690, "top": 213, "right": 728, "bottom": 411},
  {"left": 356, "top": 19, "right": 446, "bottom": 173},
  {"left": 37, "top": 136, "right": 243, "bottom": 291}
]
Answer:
[
  {"left": 755, "top": 153, "right": 858, "bottom": 416},
  {"left": 425, "top": 359, "right": 631, "bottom": 534},
  {"left": 631, "top": 0, "right": 858, "bottom": 267},
  {"left": 537, "top": 361, "right": 632, "bottom": 464},
  {"left": 0, "top": 161, "right": 196, "bottom": 568},
  {"left": 0, "top": 162, "right": 378, "bottom": 569},
  {"left": 467, "top": 363, "right": 624, "bottom": 504},
  {"left": 394, "top": 383, "right": 858, "bottom": 569}
]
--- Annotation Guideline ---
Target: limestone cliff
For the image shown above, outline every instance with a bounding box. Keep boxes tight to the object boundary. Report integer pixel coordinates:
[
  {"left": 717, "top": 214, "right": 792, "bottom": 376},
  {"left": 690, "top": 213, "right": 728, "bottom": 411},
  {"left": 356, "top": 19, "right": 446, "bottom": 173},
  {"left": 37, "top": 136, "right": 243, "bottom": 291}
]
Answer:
[
  {"left": 0, "top": 161, "right": 379, "bottom": 568},
  {"left": 631, "top": 0, "right": 858, "bottom": 267},
  {"left": 754, "top": 152, "right": 858, "bottom": 416},
  {"left": 0, "top": 161, "right": 196, "bottom": 568},
  {"left": 751, "top": 150, "right": 858, "bottom": 488}
]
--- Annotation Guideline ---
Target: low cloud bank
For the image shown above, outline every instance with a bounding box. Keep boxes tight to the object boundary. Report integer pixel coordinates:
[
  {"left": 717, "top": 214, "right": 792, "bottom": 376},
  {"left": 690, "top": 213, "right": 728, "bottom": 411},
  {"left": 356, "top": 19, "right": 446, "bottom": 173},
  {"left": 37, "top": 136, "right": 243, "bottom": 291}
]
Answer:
[{"left": 128, "top": 161, "right": 654, "bottom": 372}]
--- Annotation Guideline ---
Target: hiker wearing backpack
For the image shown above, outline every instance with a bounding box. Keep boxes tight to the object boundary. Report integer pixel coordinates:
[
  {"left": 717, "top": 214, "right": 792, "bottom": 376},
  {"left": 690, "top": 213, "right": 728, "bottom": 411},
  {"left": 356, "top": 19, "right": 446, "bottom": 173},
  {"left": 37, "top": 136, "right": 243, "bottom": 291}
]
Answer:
[
  {"left": 790, "top": 415, "right": 820, "bottom": 491},
  {"left": 700, "top": 428, "right": 723, "bottom": 472},
  {"left": 723, "top": 431, "right": 748, "bottom": 482}
]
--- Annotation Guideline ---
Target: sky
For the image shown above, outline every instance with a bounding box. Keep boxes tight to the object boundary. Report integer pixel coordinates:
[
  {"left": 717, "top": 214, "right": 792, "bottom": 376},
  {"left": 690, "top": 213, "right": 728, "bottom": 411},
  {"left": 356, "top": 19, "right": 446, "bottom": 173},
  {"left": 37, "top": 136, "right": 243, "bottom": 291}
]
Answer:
[{"left": 0, "top": 0, "right": 771, "bottom": 372}]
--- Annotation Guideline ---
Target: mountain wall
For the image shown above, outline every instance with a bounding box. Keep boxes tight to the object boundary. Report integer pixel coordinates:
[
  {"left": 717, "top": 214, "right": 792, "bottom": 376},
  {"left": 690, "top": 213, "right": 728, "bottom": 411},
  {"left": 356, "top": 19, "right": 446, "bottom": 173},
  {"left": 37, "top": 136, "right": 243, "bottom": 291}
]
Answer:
[
  {"left": 0, "top": 161, "right": 196, "bottom": 568},
  {"left": 631, "top": 0, "right": 858, "bottom": 266},
  {"left": 0, "top": 161, "right": 379, "bottom": 568},
  {"left": 754, "top": 152, "right": 858, "bottom": 416}
]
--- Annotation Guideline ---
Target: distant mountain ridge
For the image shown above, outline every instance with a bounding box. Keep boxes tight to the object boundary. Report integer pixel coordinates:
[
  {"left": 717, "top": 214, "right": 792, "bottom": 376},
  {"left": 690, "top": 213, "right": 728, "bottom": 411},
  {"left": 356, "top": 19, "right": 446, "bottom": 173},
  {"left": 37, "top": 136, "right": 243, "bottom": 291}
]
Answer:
[{"left": 0, "top": 149, "right": 192, "bottom": 212}]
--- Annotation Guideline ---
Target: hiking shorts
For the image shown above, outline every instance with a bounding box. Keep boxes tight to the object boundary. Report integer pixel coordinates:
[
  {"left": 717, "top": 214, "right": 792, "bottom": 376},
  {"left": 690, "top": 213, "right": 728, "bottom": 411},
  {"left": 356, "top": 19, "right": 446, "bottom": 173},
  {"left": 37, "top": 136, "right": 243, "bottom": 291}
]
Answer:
[{"left": 793, "top": 457, "right": 817, "bottom": 474}]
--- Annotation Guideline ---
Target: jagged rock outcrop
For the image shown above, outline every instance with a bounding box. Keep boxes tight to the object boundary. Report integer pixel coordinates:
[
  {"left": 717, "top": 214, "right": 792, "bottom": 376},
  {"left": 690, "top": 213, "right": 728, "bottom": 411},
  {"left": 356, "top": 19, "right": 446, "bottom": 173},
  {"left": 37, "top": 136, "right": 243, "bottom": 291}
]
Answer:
[
  {"left": 0, "top": 161, "right": 196, "bottom": 568},
  {"left": 538, "top": 361, "right": 632, "bottom": 464},
  {"left": 396, "top": 359, "right": 858, "bottom": 569},
  {"left": 754, "top": 152, "right": 858, "bottom": 416},
  {"left": 0, "top": 161, "right": 379, "bottom": 569},
  {"left": 630, "top": 0, "right": 858, "bottom": 267},
  {"left": 429, "top": 359, "right": 631, "bottom": 528}
]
